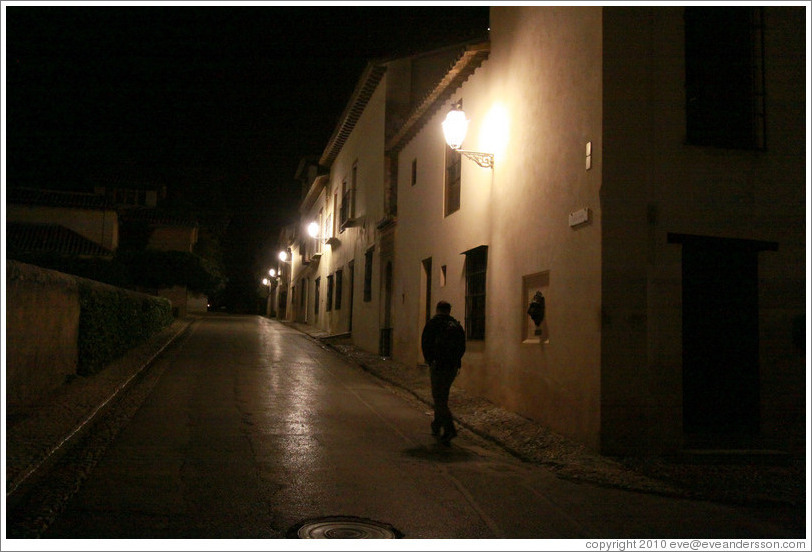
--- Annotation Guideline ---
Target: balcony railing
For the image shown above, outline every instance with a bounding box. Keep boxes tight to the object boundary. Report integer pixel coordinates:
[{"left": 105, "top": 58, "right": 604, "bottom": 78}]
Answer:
[{"left": 339, "top": 188, "right": 355, "bottom": 229}]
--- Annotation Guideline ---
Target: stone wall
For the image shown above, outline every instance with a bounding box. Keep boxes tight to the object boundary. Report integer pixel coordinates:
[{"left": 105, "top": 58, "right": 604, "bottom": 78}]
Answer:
[
  {"left": 5, "top": 260, "right": 173, "bottom": 409},
  {"left": 6, "top": 261, "right": 81, "bottom": 408}
]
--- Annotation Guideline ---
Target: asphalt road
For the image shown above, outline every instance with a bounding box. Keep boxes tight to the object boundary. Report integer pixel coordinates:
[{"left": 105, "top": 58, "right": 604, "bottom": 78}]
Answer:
[{"left": 38, "top": 315, "right": 802, "bottom": 540}]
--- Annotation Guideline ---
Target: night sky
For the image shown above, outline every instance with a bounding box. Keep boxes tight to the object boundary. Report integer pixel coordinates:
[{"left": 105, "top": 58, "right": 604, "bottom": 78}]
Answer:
[{"left": 4, "top": 3, "right": 490, "bottom": 307}]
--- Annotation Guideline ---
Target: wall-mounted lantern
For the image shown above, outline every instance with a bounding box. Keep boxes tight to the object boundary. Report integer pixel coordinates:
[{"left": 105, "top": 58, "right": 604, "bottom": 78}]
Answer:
[
  {"left": 307, "top": 219, "right": 339, "bottom": 247},
  {"left": 442, "top": 100, "right": 495, "bottom": 169}
]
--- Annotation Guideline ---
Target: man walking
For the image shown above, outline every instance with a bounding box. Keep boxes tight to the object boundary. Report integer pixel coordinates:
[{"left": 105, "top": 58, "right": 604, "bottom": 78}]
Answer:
[{"left": 421, "top": 301, "right": 466, "bottom": 445}]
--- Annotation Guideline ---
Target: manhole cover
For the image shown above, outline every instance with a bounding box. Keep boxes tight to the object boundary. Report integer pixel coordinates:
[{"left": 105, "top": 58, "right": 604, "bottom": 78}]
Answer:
[{"left": 288, "top": 516, "right": 403, "bottom": 539}]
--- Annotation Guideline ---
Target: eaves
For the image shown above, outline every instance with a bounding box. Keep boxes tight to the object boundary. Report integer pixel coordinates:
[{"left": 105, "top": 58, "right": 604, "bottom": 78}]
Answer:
[
  {"left": 319, "top": 63, "right": 388, "bottom": 168},
  {"left": 299, "top": 174, "right": 330, "bottom": 214},
  {"left": 385, "top": 41, "right": 489, "bottom": 155}
]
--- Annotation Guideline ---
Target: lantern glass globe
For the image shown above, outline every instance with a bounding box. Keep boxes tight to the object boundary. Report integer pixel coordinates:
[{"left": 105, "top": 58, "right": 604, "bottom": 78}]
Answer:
[{"left": 442, "top": 108, "right": 469, "bottom": 150}]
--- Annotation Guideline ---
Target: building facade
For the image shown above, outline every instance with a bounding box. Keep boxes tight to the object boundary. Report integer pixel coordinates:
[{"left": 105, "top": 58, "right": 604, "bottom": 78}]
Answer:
[
  {"left": 282, "top": 6, "right": 807, "bottom": 456},
  {"left": 283, "top": 44, "right": 489, "bottom": 356}
]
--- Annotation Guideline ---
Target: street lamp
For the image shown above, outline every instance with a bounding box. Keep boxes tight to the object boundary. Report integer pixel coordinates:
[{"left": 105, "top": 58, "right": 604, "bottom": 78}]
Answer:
[
  {"left": 306, "top": 220, "right": 337, "bottom": 248},
  {"left": 261, "top": 277, "right": 274, "bottom": 318},
  {"left": 278, "top": 250, "right": 290, "bottom": 263},
  {"left": 442, "top": 100, "right": 494, "bottom": 169},
  {"left": 269, "top": 268, "right": 276, "bottom": 278}
]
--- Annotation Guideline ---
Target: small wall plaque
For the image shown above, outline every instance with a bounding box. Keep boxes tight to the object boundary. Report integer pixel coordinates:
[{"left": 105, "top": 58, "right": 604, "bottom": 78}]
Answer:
[{"left": 569, "top": 208, "right": 590, "bottom": 227}]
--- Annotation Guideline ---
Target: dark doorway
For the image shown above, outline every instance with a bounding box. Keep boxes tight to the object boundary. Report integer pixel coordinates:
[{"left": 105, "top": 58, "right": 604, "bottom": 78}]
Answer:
[
  {"left": 278, "top": 291, "right": 287, "bottom": 320},
  {"left": 422, "top": 258, "right": 432, "bottom": 326},
  {"left": 670, "top": 234, "right": 776, "bottom": 444},
  {"left": 379, "top": 261, "right": 394, "bottom": 357},
  {"left": 348, "top": 261, "right": 355, "bottom": 332},
  {"left": 384, "top": 261, "right": 393, "bottom": 329}
]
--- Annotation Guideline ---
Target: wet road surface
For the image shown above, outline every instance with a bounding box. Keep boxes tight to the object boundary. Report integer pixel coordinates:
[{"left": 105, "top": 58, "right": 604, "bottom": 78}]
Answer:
[{"left": 40, "top": 315, "right": 800, "bottom": 539}]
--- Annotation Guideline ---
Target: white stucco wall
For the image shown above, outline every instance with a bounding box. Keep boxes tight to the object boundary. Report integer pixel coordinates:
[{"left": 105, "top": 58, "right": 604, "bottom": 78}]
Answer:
[
  {"left": 483, "top": 6, "right": 604, "bottom": 449},
  {"left": 393, "top": 67, "right": 492, "bottom": 368},
  {"left": 300, "top": 78, "right": 387, "bottom": 353},
  {"left": 394, "top": 7, "right": 605, "bottom": 450},
  {"left": 292, "top": 6, "right": 806, "bottom": 456}
]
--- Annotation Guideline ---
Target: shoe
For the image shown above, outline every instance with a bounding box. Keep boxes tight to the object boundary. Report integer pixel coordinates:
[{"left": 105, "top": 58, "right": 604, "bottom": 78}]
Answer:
[{"left": 440, "top": 427, "right": 457, "bottom": 445}]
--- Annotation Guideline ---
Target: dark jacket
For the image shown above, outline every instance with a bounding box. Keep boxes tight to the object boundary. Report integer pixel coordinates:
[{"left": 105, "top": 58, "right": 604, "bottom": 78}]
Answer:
[{"left": 421, "top": 313, "right": 466, "bottom": 368}]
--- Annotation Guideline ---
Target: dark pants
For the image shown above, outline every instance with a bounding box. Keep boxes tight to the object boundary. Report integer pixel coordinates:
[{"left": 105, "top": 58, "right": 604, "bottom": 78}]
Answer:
[{"left": 430, "top": 362, "right": 458, "bottom": 436}]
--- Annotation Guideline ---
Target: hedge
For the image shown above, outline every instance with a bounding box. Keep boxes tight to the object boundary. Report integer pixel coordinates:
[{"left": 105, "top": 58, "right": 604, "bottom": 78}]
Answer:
[{"left": 77, "top": 280, "right": 173, "bottom": 375}]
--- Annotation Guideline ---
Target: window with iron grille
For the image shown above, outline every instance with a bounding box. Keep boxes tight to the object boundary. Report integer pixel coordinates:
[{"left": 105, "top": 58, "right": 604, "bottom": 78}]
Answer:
[
  {"left": 364, "top": 247, "right": 374, "bottom": 302},
  {"left": 445, "top": 145, "right": 461, "bottom": 216},
  {"left": 339, "top": 163, "right": 358, "bottom": 229},
  {"left": 299, "top": 239, "right": 307, "bottom": 264},
  {"left": 464, "top": 246, "right": 488, "bottom": 340},
  {"left": 313, "top": 210, "right": 323, "bottom": 254},
  {"left": 685, "top": 7, "right": 765, "bottom": 150},
  {"left": 332, "top": 192, "right": 338, "bottom": 236},
  {"left": 351, "top": 162, "right": 357, "bottom": 212},
  {"left": 326, "top": 275, "right": 334, "bottom": 312},
  {"left": 314, "top": 277, "right": 320, "bottom": 314},
  {"left": 339, "top": 180, "right": 347, "bottom": 228},
  {"left": 340, "top": 189, "right": 353, "bottom": 228},
  {"left": 335, "top": 269, "right": 343, "bottom": 310}
]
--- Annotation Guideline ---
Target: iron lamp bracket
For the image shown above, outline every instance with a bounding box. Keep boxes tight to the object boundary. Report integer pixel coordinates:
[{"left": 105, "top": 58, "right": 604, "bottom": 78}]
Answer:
[{"left": 457, "top": 149, "right": 494, "bottom": 169}]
